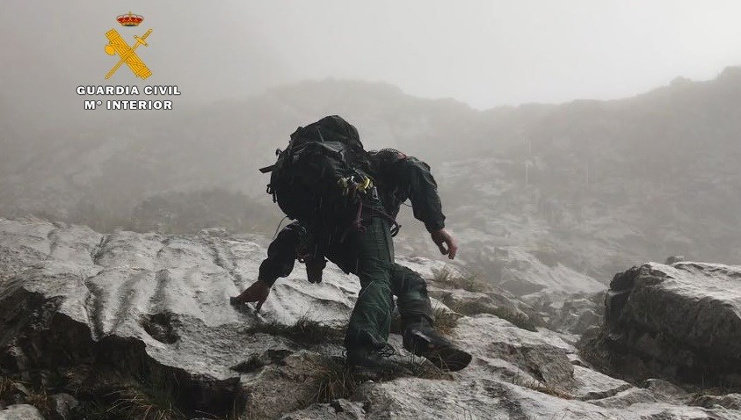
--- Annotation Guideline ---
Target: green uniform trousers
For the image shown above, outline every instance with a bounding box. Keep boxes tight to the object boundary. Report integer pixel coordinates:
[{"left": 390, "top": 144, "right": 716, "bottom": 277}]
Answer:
[{"left": 339, "top": 215, "right": 434, "bottom": 351}]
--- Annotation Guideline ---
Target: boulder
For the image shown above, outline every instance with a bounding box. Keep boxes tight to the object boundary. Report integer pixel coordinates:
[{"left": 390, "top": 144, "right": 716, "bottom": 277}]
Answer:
[{"left": 600, "top": 262, "right": 741, "bottom": 386}]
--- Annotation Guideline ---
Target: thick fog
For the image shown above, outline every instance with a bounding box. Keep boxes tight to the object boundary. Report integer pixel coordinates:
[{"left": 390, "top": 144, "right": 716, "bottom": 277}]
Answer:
[
  {"left": 2, "top": 0, "right": 741, "bottom": 117},
  {"left": 2, "top": 1, "right": 741, "bottom": 283}
]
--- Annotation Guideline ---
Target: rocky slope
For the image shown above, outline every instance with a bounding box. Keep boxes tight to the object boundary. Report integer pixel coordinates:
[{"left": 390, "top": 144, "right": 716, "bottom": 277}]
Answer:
[{"left": 1, "top": 218, "right": 740, "bottom": 419}]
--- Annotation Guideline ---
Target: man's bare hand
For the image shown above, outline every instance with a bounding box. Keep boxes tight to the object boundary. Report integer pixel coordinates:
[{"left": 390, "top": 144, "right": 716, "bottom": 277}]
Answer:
[
  {"left": 231, "top": 280, "right": 271, "bottom": 312},
  {"left": 430, "top": 228, "right": 458, "bottom": 260}
]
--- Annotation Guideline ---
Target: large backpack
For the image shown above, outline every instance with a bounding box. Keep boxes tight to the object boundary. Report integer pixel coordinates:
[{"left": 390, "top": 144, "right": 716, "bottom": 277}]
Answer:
[{"left": 260, "top": 116, "right": 374, "bottom": 224}]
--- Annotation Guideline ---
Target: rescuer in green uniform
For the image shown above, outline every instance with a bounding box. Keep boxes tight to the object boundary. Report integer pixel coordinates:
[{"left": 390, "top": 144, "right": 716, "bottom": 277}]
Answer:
[{"left": 232, "top": 118, "right": 471, "bottom": 371}]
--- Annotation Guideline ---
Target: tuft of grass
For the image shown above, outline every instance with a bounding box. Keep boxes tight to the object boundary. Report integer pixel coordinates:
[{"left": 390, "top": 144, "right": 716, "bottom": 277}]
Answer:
[
  {"left": 245, "top": 316, "right": 345, "bottom": 345},
  {"left": 431, "top": 267, "right": 487, "bottom": 293},
  {"left": 76, "top": 368, "right": 187, "bottom": 420},
  {"left": 0, "top": 376, "right": 55, "bottom": 418},
  {"left": 311, "top": 355, "right": 451, "bottom": 405},
  {"left": 432, "top": 307, "right": 461, "bottom": 336},
  {"left": 25, "top": 390, "right": 54, "bottom": 417},
  {"left": 313, "top": 357, "right": 358, "bottom": 403},
  {"left": 104, "top": 387, "right": 186, "bottom": 420},
  {"left": 0, "top": 376, "right": 15, "bottom": 403},
  {"left": 447, "top": 300, "right": 538, "bottom": 332}
]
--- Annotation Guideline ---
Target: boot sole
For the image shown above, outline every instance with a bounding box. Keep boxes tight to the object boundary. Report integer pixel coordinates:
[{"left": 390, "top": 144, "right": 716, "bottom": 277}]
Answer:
[{"left": 423, "top": 346, "right": 472, "bottom": 372}]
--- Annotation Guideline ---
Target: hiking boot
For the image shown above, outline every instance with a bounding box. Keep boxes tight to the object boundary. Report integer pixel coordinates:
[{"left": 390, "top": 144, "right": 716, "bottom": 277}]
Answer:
[
  {"left": 346, "top": 345, "right": 400, "bottom": 372},
  {"left": 403, "top": 327, "right": 472, "bottom": 372}
]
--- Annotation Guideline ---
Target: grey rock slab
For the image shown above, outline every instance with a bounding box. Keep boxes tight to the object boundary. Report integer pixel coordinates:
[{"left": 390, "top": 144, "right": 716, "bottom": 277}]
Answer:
[
  {"left": 0, "top": 405, "right": 44, "bottom": 420},
  {"left": 358, "top": 376, "right": 729, "bottom": 420},
  {"left": 0, "top": 218, "right": 359, "bottom": 382},
  {"left": 643, "top": 379, "right": 689, "bottom": 402},
  {"left": 429, "top": 286, "right": 542, "bottom": 330},
  {"left": 591, "top": 387, "right": 660, "bottom": 409},
  {"left": 571, "top": 365, "right": 632, "bottom": 401},
  {"left": 524, "top": 290, "right": 605, "bottom": 335},
  {"left": 691, "top": 394, "right": 741, "bottom": 410},
  {"left": 280, "top": 399, "right": 366, "bottom": 420}
]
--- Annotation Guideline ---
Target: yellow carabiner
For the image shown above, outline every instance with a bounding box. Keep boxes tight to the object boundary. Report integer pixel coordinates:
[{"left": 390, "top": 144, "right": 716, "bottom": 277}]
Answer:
[{"left": 359, "top": 177, "right": 372, "bottom": 193}]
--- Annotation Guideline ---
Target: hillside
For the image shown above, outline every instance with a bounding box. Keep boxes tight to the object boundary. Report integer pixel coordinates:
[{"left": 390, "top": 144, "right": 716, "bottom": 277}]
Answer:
[{"left": 2, "top": 68, "right": 741, "bottom": 294}]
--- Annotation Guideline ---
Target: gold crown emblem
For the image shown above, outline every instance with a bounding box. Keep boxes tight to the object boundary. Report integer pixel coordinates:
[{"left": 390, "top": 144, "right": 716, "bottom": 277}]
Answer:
[{"left": 116, "top": 11, "right": 144, "bottom": 27}]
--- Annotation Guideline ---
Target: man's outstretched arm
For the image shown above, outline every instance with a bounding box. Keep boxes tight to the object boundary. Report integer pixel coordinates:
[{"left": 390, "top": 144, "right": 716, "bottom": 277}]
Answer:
[
  {"left": 231, "top": 222, "right": 300, "bottom": 310},
  {"left": 395, "top": 156, "right": 458, "bottom": 259}
]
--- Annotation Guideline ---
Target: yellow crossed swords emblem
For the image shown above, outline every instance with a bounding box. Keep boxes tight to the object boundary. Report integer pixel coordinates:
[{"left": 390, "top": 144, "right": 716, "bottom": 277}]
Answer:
[{"left": 104, "top": 28, "right": 153, "bottom": 79}]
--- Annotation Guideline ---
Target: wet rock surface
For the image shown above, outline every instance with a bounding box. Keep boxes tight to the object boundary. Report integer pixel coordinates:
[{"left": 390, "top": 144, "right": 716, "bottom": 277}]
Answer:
[
  {"left": 585, "top": 262, "right": 741, "bottom": 388},
  {"left": 1, "top": 218, "right": 740, "bottom": 419},
  {"left": 0, "top": 404, "right": 44, "bottom": 420},
  {"left": 524, "top": 290, "right": 605, "bottom": 335}
]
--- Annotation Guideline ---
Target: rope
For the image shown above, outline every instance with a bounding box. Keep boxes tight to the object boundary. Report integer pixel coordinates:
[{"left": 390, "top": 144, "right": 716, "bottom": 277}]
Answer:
[{"left": 271, "top": 215, "right": 289, "bottom": 240}]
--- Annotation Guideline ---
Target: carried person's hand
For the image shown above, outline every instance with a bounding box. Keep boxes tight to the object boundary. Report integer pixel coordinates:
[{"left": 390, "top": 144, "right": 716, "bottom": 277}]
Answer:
[
  {"left": 232, "top": 280, "right": 271, "bottom": 312},
  {"left": 430, "top": 228, "right": 458, "bottom": 260}
]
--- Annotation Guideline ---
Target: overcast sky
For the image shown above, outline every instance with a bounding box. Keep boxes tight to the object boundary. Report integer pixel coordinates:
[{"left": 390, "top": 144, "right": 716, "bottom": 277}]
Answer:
[{"left": 2, "top": 0, "right": 741, "bottom": 111}]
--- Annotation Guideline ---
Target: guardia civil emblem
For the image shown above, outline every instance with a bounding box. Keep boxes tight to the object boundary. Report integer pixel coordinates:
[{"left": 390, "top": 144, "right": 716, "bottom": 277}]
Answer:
[{"left": 104, "top": 12, "right": 153, "bottom": 79}]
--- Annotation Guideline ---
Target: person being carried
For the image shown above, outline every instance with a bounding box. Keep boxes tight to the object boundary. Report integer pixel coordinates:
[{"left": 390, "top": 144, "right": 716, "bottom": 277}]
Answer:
[{"left": 231, "top": 116, "right": 472, "bottom": 371}]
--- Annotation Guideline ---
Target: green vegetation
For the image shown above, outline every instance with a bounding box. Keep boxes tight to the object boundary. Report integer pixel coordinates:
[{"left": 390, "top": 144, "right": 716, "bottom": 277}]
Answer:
[
  {"left": 312, "top": 357, "right": 359, "bottom": 404},
  {"left": 101, "top": 385, "right": 185, "bottom": 420},
  {"left": 431, "top": 267, "right": 488, "bottom": 293},
  {"left": 431, "top": 307, "right": 461, "bottom": 336},
  {"left": 312, "top": 355, "right": 450, "bottom": 405},
  {"left": 71, "top": 367, "right": 188, "bottom": 420},
  {"left": 245, "top": 316, "right": 345, "bottom": 345},
  {"left": 22, "top": 390, "right": 55, "bottom": 418},
  {"left": 0, "top": 376, "right": 15, "bottom": 403}
]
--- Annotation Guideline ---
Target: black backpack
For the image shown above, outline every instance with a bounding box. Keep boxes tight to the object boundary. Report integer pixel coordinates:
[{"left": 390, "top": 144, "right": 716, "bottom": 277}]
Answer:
[{"left": 260, "top": 116, "right": 373, "bottom": 224}]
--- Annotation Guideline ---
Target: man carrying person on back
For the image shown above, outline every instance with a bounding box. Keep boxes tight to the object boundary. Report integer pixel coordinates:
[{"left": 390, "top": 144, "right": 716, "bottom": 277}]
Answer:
[{"left": 231, "top": 115, "right": 471, "bottom": 371}]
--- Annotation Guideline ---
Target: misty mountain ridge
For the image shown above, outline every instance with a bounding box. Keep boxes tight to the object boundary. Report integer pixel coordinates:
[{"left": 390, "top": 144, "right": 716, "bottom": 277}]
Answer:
[{"left": 1, "top": 66, "right": 741, "bottom": 295}]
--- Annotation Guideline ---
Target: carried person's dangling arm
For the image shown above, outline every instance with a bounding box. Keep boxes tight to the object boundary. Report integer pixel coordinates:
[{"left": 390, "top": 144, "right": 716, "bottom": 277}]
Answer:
[{"left": 230, "top": 222, "right": 300, "bottom": 311}]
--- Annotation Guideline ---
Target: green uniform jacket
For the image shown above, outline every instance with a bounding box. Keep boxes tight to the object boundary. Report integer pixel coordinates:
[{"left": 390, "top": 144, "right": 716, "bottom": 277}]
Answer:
[{"left": 259, "top": 151, "right": 445, "bottom": 285}]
